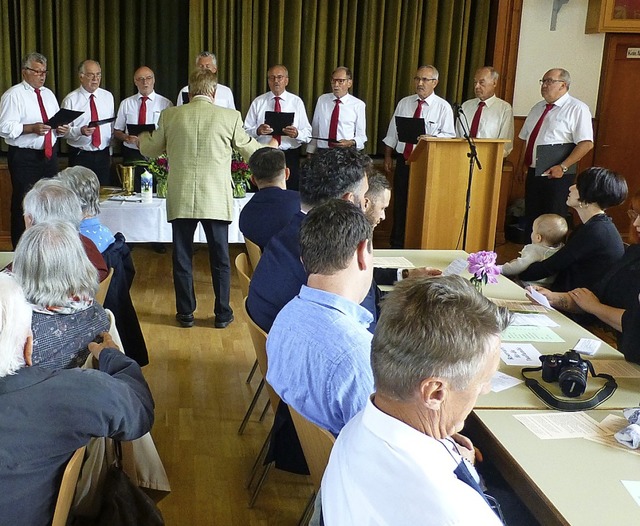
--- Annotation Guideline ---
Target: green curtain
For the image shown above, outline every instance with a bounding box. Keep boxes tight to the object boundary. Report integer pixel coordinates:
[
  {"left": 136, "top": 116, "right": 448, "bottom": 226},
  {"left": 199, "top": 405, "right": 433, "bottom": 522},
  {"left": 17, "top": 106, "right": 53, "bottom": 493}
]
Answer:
[
  {"left": 190, "top": 0, "right": 491, "bottom": 154},
  {"left": 1, "top": 0, "right": 489, "bottom": 155}
]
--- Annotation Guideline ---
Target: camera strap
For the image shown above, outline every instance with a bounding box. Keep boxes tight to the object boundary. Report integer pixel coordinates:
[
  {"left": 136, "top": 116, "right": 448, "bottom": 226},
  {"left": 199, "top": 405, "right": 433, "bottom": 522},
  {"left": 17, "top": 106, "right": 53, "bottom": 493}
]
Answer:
[{"left": 521, "top": 363, "right": 617, "bottom": 411}]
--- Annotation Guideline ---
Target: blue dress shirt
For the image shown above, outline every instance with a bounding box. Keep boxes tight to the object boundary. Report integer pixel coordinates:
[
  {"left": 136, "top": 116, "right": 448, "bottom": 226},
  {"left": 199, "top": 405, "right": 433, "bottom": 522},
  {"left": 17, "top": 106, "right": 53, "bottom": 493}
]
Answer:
[{"left": 80, "top": 216, "right": 115, "bottom": 253}]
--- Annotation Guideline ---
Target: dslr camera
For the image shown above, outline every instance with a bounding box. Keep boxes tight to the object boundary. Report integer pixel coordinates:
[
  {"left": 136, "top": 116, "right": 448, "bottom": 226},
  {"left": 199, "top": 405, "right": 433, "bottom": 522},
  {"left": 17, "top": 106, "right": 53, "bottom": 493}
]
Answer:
[{"left": 540, "top": 350, "right": 590, "bottom": 398}]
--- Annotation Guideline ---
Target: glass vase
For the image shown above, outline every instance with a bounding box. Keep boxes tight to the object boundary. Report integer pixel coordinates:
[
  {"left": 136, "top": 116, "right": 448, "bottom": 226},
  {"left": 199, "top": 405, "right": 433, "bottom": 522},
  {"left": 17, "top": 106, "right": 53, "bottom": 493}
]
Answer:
[{"left": 156, "top": 180, "right": 168, "bottom": 198}]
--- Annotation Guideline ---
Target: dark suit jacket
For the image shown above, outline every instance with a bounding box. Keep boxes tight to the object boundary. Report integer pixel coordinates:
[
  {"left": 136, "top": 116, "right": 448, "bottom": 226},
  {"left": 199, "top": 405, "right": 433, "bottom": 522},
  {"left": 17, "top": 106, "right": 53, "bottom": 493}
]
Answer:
[{"left": 239, "top": 187, "right": 300, "bottom": 250}]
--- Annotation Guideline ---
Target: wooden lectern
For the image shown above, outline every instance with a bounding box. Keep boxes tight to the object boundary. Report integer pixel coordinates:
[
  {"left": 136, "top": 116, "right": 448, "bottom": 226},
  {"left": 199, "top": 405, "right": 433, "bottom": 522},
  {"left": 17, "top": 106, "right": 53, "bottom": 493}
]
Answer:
[{"left": 404, "top": 138, "right": 508, "bottom": 252}]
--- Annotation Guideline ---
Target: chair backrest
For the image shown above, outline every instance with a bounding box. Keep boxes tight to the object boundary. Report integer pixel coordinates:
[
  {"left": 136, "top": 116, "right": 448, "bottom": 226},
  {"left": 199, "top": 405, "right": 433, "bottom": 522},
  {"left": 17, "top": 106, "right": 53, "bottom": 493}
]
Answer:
[
  {"left": 289, "top": 407, "right": 336, "bottom": 490},
  {"left": 245, "top": 237, "right": 262, "bottom": 273},
  {"left": 95, "top": 267, "right": 114, "bottom": 304},
  {"left": 243, "top": 298, "right": 281, "bottom": 413},
  {"left": 51, "top": 445, "right": 87, "bottom": 526},
  {"left": 235, "top": 253, "right": 252, "bottom": 298}
]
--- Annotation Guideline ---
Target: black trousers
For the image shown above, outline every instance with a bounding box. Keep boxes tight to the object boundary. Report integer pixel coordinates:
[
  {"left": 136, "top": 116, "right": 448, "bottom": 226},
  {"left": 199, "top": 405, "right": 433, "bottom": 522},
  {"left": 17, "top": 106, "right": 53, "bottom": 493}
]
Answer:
[
  {"left": 171, "top": 218, "right": 233, "bottom": 321},
  {"left": 68, "top": 146, "right": 112, "bottom": 186},
  {"left": 8, "top": 146, "right": 59, "bottom": 247},
  {"left": 524, "top": 167, "right": 574, "bottom": 238},
  {"left": 390, "top": 152, "right": 410, "bottom": 249},
  {"left": 283, "top": 147, "right": 301, "bottom": 191}
]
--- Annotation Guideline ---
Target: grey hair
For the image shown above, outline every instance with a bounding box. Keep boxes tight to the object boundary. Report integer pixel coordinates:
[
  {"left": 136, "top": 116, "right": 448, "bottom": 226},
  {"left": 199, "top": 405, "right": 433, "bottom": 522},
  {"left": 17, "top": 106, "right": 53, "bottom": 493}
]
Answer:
[
  {"left": 0, "top": 273, "right": 32, "bottom": 377},
  {"left": 56, "top": 166, "right": 101, "bottom": 216},
  {"left": 372, "top": 275, "right": 510, "bottom": 400},
  {"left": 481, "top": 66, "right": 499, "bottom": 82},
  {"left": 22, "top": 52, "right": 47, "bottom": 69},
  {"left": 553, "top": 68, "right": 571, "bottom": 88},
  {"left": 197, "top": 51, "right": 217, "bottom": 66},
  {"left": 77, "top": 59, "right": 101, "bottom": 74},
  {"left": 418, "top": 65, "right": 439, "bottom": 80},
  {"left": 13, "top": 221, "right": 98, "bottom": 307},
  {"left": 22, "top": 179, "right": 83, "bottom": 228}
]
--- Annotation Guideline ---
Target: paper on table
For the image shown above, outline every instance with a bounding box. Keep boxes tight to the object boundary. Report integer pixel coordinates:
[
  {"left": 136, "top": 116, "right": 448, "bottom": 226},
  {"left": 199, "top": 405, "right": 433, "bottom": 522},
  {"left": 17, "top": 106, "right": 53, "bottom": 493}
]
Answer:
[
  {"left": 500, "top": 343, "right": 541, "bottom": 366},
  {"left": 592, "top": 360, "right": 640, "bottom": 378},
  {"left": 598, "top": 414, "right": 629, "bottom": 435},
  {"left": 490, "top": 298, "right": 549, "bottom": 313},
  {"left": 490, "top": 371, "right": 523, "bottom": 392},
  {"left": 510, "top": 313, "right": 559, "bottom": 327},
  {"left": 621, "top": 481, "right": 640, "bottom": 506},
  {"left": 514, "top": 412, "right": 604, "bottom": 439},
  {"left": 372, "top": 257, "right": 415, "bottom": 268},
  {"left": 573, "top": 338, "right": 601, "bottom": 356},
  {"left": 442, "top": 258, "right": 467, "bottom": 276},
  {"left": 525, "top": 287, "right": 552, "bottom": 308},
  {"left": 501, "top": 325, "right": 564, "bottom": 343}
]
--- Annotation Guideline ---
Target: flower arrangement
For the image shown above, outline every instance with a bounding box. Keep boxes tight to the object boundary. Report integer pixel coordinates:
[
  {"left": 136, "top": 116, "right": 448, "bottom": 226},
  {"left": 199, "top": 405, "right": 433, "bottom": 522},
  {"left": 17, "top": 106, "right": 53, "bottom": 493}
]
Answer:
[
  {"left": 467, "top": 250, "right": 500, "bottom": 292},
  {"left": 132, "top": 154, "right": 169, "bottom": 197},
  {"left": 231, "top": 150, "right": 252, "bottom": 198}
]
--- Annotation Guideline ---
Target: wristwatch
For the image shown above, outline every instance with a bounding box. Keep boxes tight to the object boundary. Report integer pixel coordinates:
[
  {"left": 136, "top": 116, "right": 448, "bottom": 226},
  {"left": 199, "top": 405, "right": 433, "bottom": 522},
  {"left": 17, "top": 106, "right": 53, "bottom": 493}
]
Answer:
[{"left": 560, "top": 164, "right": 568, "bottom": 174}]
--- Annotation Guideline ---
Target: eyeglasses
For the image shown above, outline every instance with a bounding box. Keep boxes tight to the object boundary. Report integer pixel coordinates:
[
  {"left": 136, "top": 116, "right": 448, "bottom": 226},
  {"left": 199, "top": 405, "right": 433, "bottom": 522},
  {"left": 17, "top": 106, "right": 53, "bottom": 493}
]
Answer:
[
  {"left": 331, "top": 78, "right": 350, "bottom": 84},
  {"left": 268, "top": 75, "right": 287, "bottom": 81},
  {"left": 82, "top": 72, "right": 102, "bottom": 79},
  {"left": 24, "top": 67, "right": 47, "bottom": 76},
  {"left": 628, "top": 209, "right": 640, "bottom": 221},
  {"left": 539, "top": 78, "right": 565, "bottom": 86},
  {"left": 414, "top": 76, "right": 437, "bottom": 83},
  {"left": 135, "top": 75, "right": 154, "bottom": 82}
]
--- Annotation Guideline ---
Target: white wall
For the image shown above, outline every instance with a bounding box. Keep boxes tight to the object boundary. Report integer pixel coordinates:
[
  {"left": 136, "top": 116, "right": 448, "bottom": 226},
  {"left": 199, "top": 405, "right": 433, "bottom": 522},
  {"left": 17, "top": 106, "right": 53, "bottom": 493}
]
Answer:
[{"left": 513, "top": 0, "right": 605, "bottom": 116}]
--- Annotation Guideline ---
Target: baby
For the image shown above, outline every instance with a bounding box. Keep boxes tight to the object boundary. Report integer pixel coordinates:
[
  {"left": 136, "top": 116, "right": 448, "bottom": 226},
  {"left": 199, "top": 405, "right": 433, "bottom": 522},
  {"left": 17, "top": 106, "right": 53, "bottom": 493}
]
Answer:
[{"left": 501, "top": 213, "right": 568, "bottom": 286}]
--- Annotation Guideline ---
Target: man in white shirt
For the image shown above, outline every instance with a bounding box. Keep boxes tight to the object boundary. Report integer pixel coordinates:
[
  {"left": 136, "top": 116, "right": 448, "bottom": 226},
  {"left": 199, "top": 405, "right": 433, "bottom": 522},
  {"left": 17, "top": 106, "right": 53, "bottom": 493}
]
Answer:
[
  {"left": 307, "top": 66, "right": 366, "bottom": 154},
  {"left": 456, "top": 66, "right": 514, "bottom": 157},
  {"left": 0, "top": 52, "right": 69, "bottom": 247},
  {"left": 383, "top": 65, "right": 455, "bottom": 248},
  {"left": 61, "top": 59, "right": 115, "bottom": 185},
  {"left": 244, "top": 64, "right": 311, "bottom": 190},
  {"left": 517, "top": 68, "right": 593, "bottom": 236},
  {"left": 176, "top": 51, "right": 235, "bottom": 109},
  {"left": 321, "top": 276, "right": 509, "bottom": 526}
]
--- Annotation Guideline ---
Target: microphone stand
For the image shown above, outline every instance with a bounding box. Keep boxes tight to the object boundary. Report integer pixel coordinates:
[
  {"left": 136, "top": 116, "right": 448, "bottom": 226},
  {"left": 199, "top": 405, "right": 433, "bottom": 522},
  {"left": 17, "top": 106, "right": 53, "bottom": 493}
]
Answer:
[{"left": 453, "top": 104, "right": 482, "bottom": 251}]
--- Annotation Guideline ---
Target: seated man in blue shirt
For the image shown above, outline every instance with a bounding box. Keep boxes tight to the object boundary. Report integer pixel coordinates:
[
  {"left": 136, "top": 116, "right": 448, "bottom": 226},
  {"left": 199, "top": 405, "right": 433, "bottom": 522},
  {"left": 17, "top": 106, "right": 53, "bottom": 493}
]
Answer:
[
  {"left": 239, "top": 147, "right": 300, "bottom": 250},
  {"left": 0, "top": 273, "right": 154, "bottom": 525},
  {"left": 267, "top": 199, "right": 375, "bottom": 436},
  {"left": 247, "top": 147, "right": 370, "bottom": 332}
]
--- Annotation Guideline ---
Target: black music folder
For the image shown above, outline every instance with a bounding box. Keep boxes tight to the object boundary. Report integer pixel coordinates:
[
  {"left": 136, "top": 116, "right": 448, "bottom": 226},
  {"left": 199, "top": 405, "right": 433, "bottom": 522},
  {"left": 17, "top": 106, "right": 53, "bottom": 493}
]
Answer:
[
  {"left": 181, "top": 92, "right": 189, "bottom": 104},
  {"left": 395, "top": 116, "right": 425, "bottom": 144},
  {"left": 88, "top": 116, "right": 116, "bottom": 127},
  {"left": 126, "top": 124, "right": 155, "bottom": 136},
  {"left": 45, "top": 109, "right": 83, "bottom": 128},
  {"left": 535, "top": 143, "right": 576, "bottom": 176},
  {"left": 264, "top": 111, "right": 294, "bottom": 134}
]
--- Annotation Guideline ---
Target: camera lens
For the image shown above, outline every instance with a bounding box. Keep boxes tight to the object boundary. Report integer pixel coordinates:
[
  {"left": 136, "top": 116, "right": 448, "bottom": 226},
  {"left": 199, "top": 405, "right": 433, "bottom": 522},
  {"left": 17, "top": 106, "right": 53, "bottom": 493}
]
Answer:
[{"left": 558, "top": 366, "right": 588, "bottom": 397}]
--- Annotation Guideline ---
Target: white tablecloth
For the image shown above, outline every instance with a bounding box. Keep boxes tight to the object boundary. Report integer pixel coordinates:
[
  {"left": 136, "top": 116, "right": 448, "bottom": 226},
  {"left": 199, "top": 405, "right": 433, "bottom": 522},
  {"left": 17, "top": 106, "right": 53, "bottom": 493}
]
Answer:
[{"left": 99, "top": 194, "right": 253, "bottom": 243}]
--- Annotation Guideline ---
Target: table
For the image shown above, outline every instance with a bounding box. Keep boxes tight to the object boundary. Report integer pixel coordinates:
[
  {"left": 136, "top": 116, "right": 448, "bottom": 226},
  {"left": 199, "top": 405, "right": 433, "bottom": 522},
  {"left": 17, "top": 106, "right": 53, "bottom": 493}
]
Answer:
[
  {"left": 468, "top": 410, "right": 640, "bottom": 526},
  {"left": 0, "top": 252, "right": 13, "bottom": 269},
  {"left": 99, "top": 194, "right": 253, "bottom": 243},
  {"left": 374, "top": 249, "right": 640, "bottom": 410}
]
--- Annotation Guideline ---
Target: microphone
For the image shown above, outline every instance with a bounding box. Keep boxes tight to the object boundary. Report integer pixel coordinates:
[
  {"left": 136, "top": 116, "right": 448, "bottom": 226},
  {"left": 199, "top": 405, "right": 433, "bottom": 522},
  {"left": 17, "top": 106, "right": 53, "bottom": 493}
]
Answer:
[{"left": 452, "top": 102, "right": 462, "bottom": 115}]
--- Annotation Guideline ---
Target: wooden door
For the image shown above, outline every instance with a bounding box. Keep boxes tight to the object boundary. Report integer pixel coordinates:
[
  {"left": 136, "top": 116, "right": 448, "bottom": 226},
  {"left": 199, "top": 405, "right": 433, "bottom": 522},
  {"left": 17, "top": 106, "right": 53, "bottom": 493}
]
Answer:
[{"left": 594, "top": 33, "right": 640, "bottom": 233}]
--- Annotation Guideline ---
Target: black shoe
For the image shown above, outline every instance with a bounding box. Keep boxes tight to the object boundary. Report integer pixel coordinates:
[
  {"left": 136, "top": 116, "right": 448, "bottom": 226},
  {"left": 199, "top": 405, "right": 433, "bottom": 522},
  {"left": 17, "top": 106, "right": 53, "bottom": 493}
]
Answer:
[
  {"left": 152, "top": 243, "right": 166, "bottom": 254},
  {"left": 214, "top": 315, "right": 234, "bottom": 329},
  {"left": 176, "top": 313, "right": 194, "bottom": 328}
]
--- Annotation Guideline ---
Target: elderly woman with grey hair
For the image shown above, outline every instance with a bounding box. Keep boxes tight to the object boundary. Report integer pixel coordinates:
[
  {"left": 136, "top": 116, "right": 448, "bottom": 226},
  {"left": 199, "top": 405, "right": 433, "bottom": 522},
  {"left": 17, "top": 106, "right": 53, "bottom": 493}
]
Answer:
[
  {"left": 12, "top": 220, "right": 110, "bottom": 370},
  {"left": 321, "top": 275, "right": 511, "bottom": 525},
  {"left": 56, "top": 166, "right": 115, "bottom": 252}
]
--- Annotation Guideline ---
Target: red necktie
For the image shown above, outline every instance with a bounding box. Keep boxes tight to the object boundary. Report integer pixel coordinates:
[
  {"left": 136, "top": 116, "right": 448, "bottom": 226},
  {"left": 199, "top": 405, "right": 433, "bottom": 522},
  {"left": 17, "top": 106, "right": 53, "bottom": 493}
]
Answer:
[
  {"left": 273, "top": 96, "right": 282, "bottom": 146},
  {"left": 89, "top": 94, "right": 101, "bottom": 148},
  {"left": 138, "top": 95, "right": 148, "bottom": 125},
  {"left": 469, "top": 101, "right": 486, "bottom": 138},
  {"left": 403, "top": 99, "right": 425, "bottom": 160},
  {"left": 35, "top": 88, "right": 53, "bottom": 159},
  {"left": 329, "top": 98, "right": 341, "bottom": 147},
  {"left": 524, "top": 103, "right": 554, "bottom": 167}
]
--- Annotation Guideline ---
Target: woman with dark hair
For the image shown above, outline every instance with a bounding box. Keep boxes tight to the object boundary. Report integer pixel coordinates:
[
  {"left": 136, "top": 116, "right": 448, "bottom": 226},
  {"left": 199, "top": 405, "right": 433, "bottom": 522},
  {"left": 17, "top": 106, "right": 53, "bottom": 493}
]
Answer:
[{"left": 519, "top": 167, "right": 627, "bottom": 291}]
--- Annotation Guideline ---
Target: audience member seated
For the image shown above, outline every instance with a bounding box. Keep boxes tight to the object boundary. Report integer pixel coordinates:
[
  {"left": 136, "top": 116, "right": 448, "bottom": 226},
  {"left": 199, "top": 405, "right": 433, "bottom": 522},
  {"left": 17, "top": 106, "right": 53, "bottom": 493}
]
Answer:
[
  {"left": 267, "top": 200, "right": 374, "bottom": 436},
  {"left": 501, "top": 213, "right": 567, "bottom": 286},
  {"left": 321, "top": 276, "right": 510, "bottom": 525},
  {"left": 56, "top": 165, "right": 116, "bottom": 253},
  {"left": 239, "top": 148, "right": 300, "bottom": 250},
  {"left": 247, "top": 147, "right": 370, "bottom": 332},
  {"left": 12, "top": 220, "right": 109, "bottom": 369},
  {"left": 22, "top": 178, "right": 109, "bottom": 281},
  {"left": 0, "top": 273, "right": 154, "bottom": 526},
  {"left": 519, "top": 167, "right": 627, "bottom": 291},
  {"left": 534, "top": 192, "right": 640, "bottom": 364}
]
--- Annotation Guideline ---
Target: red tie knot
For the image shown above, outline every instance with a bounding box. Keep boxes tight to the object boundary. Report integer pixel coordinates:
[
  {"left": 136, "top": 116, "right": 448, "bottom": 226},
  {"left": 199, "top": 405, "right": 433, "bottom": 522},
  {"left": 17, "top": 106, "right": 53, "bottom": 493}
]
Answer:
[
  {"left": 478, "top": 101, "right": 486, "bottom": 108},
  {"left": 334, "top": 98, "right": 341, "bottom": 104}
]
